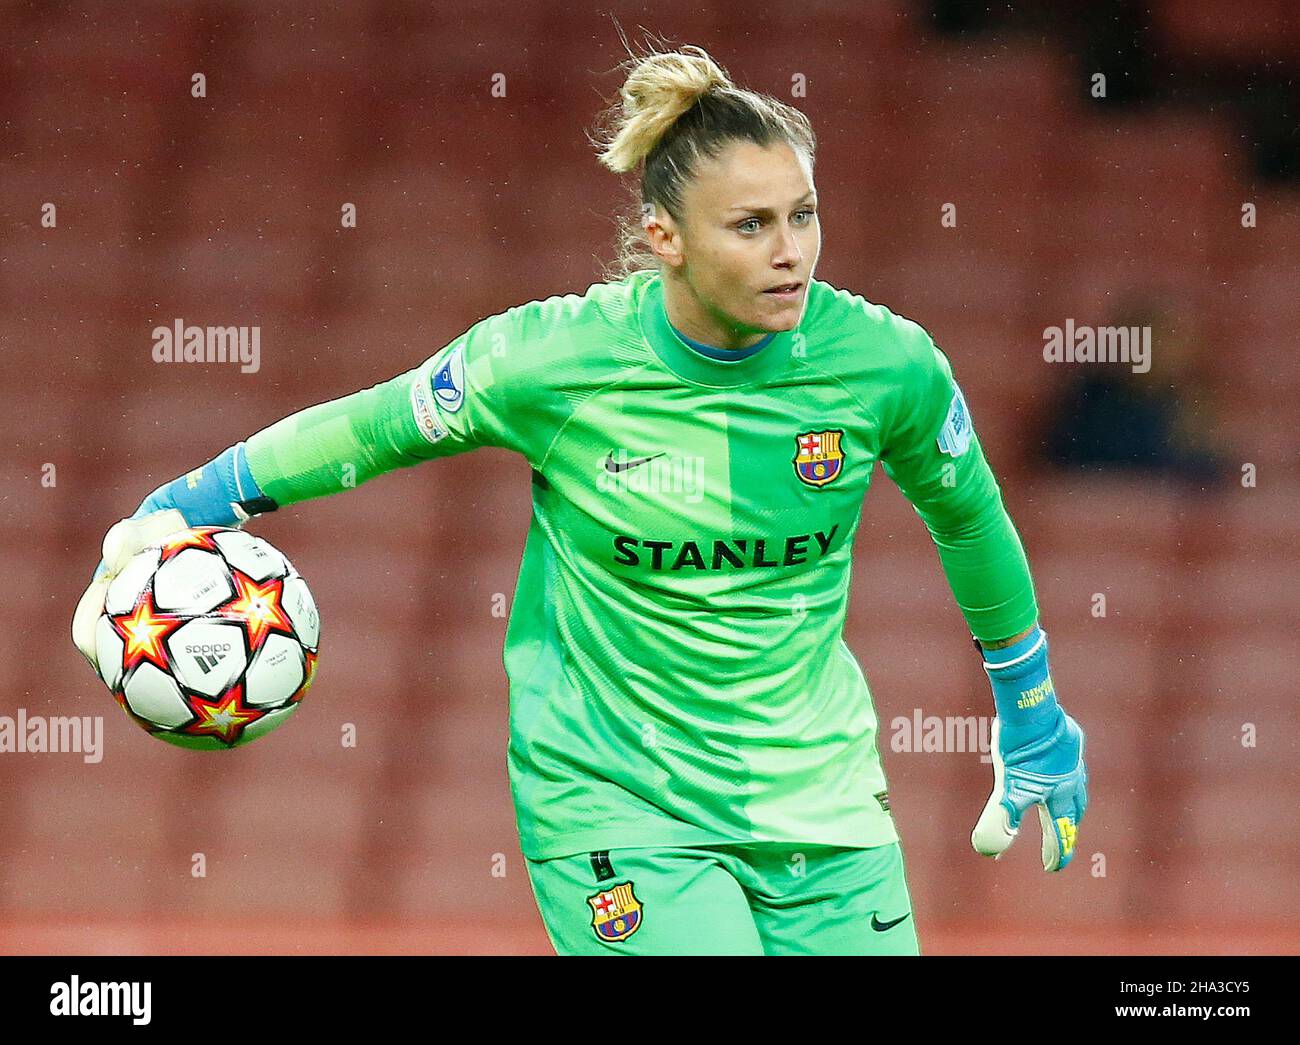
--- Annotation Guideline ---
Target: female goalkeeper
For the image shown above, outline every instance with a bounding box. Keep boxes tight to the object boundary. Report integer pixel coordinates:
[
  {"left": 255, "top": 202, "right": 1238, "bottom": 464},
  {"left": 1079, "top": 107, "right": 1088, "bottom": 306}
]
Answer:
[{"left": 73, "top": 45, "right": 1087, "bottom": 956}]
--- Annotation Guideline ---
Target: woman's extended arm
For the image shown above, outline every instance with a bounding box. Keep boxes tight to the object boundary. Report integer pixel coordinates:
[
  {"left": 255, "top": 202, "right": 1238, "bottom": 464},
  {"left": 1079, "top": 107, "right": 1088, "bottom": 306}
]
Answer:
[{"left": 70, "top": 292, "right": 582, "bottom": 672}]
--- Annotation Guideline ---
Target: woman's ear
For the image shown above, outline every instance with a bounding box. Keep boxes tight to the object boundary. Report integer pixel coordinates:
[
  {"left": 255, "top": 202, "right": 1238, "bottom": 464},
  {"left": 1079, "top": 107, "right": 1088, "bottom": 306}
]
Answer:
[{"left": 644, "top": 204, "right": 685, "bottom": 269}]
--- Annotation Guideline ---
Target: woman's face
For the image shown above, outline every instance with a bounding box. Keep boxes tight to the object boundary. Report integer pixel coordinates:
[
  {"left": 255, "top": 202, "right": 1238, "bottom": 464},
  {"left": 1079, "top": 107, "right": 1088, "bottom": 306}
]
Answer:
[{"left": 651, "top": 138, "right": 820, "bottom": 349}]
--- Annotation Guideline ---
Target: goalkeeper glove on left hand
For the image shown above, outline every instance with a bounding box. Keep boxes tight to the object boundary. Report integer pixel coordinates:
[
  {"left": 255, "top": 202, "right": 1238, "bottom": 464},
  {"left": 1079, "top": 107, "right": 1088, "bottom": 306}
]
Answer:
[{"left": 971, "top": 626, "right": 1088, "bottom": 872}]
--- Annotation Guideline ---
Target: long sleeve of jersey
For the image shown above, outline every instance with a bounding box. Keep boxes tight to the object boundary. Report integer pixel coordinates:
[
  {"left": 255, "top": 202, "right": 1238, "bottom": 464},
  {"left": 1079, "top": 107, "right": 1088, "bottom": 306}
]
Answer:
[
  {"left": 242, "top": 369, "right": 436, "bottom": 507},
  {"left": 243, "top": 298, "right": 580, "bottom": 506},
  {"left": 877, "top": 316, "right": 1039, "bottom": 643}
]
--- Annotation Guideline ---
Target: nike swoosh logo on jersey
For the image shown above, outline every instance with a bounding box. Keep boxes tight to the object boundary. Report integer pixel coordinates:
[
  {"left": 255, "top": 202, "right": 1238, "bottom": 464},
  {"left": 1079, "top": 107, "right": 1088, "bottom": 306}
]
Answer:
[
  {"left": 604, "top": 451, "right": 666, "bottom": 473},
  {"left": 870, "top": 912, "right": 911, "bottom": 932}
]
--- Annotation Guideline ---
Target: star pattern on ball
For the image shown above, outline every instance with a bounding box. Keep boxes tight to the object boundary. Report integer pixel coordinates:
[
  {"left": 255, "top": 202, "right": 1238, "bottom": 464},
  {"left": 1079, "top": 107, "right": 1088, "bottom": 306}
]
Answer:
[
  {"left": 98, "top": 528, "right": 319, "bottom": 750},
  {"left": 182, "top": 684, "right": 265, "bottom": 745},
  {"left": 221, "top": 570, "right": 295, "bottom": 652},
  {"left": 111, "top": 593, "right": 183, "bottom": 674},
  {"left": 291, "top": 651, "right": 319, "bottom": 704},
  {"left": 158, "top": 526, "right": 225, "bottom": 561}
]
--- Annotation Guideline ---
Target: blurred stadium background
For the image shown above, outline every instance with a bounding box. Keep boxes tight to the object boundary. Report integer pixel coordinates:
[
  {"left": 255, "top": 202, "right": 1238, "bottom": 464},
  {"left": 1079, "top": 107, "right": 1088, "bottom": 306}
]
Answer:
[{"left": 0, "top": 0, "right": 1296, "bottom": 955}]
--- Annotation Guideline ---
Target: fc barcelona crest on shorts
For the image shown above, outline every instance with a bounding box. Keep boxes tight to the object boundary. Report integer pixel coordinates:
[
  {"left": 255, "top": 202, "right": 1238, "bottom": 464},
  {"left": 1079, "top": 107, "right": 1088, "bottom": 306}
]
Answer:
[
  {"left": 793, "top": 429, "right": 845, "bottom": 488},
  {"left": 586, "top": 880, "right": 644, "bottom": 942}
]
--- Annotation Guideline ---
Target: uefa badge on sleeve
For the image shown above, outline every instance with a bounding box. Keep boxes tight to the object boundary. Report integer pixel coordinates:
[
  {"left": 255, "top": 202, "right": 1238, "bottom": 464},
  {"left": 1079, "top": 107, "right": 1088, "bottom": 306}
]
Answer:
[
  {"left": 937, "top": 384, "right": 973, "bottom": 457},
  {"left": 432, "top": 342, "right": 466, "bottom": 412},
  {"left": 586, "top": 880, "right": 644, "bottom": 943},
  {"left": 410, "top": 375, "right": 448, "bottom": 445},
  {"left": 793, "top": 429, "right": 845, "bottom": 488}
]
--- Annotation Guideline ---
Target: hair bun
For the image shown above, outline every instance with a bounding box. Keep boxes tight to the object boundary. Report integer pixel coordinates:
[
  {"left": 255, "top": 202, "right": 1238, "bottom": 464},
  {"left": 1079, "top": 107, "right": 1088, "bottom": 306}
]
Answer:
[{"left": 596, "top": 45, "right": 733, "bottom": 174}]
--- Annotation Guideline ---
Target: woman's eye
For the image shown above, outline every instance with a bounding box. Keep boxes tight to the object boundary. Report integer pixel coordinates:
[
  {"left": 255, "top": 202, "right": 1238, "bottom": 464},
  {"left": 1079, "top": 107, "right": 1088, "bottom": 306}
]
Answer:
[{"left": 738, "top": 209, "right": 814, "bottom": 234}]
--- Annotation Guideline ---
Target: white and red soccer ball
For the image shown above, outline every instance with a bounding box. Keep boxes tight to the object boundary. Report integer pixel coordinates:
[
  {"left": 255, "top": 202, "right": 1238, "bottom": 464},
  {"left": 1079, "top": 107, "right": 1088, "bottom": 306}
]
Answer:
[{"left": 92, "top": 526, "right": 319, "bottom": 749}]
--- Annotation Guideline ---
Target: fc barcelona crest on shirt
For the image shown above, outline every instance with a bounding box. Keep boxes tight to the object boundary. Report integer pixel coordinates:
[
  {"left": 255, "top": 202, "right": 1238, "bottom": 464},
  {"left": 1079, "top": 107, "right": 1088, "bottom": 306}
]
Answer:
[
  {"left": 793, "top": 429, "right": 846, "bottom": 488},
  {"left": 587, "top": 880, "right": 644, "bottom": 943}
]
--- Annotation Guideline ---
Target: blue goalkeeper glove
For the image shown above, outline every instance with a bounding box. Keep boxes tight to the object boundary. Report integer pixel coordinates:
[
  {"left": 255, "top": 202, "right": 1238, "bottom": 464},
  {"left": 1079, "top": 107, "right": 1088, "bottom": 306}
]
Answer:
[
  {"left": 72, "top": 441, "right": 277, "bottom": 671},
  {"left": 88, "top": 441, "right": 273, "bottom": 583},
  {"left": 971, "top": 626, "right": 1088, "bottom": 872}
]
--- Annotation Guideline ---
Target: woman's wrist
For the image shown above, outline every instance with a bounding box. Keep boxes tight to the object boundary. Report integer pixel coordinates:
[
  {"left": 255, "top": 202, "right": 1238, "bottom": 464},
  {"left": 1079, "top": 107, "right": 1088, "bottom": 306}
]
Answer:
[
  {"left": 980, "top": 624, "right": 1060, "bottom": 727},
  {"left": 131, "top": 441, "right": 270, "bottom": 527}
]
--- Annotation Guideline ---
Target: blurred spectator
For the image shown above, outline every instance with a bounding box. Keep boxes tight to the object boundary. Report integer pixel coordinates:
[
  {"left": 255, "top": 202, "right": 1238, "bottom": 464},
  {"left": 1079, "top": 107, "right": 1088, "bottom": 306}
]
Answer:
[{"left": 1041, "top": 301, "right": 1227, "bottom": 484}]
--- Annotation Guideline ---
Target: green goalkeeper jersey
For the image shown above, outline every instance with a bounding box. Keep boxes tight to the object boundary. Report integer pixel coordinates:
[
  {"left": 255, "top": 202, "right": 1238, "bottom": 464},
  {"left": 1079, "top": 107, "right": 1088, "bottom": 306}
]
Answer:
[{"left": 245, "top": 269, "right": 1038, "bottom": 859}]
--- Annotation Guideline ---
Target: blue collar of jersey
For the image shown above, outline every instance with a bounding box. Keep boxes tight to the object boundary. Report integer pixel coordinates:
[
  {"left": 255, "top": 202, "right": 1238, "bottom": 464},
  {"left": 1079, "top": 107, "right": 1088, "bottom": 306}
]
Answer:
[
  {"left": 671, "top": 326, "right": 777, "bottom": 360},
  {"left": 637, "top": 272, "right": 799, "bottom": 387}
]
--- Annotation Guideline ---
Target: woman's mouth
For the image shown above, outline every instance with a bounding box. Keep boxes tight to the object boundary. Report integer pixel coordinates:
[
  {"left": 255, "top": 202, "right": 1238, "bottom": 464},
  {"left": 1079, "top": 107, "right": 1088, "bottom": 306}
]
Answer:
[{"left": 763, "top": 281, "right": 803, "bottom": 301}]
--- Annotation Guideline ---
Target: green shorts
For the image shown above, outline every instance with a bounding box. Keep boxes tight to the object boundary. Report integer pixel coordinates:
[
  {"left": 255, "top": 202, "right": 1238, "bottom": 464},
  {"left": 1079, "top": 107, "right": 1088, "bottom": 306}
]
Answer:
[{"left": 524, "top": 840, "right": 919, "bottom": 956}]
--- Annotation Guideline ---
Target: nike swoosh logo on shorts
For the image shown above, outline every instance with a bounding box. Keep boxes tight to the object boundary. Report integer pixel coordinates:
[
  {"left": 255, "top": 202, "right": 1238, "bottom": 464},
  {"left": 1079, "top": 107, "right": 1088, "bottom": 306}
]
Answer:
[{"left": 871, "top": 912, "right": 911, "bottom": 932}]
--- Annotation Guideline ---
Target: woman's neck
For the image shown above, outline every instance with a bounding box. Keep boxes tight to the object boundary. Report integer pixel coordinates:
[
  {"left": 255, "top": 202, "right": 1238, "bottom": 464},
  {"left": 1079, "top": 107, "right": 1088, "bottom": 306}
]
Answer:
[{"left": 661, "top": 274, "right": 770, "bottom": 351}]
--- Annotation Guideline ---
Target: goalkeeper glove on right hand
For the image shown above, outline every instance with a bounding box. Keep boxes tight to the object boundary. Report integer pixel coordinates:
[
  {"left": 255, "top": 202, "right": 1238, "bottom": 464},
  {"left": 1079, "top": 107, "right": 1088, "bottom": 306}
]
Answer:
[
  {"left": 72, "top": 509, "right": 190, "bottom": 672},
  {"left": 71, "top": 441, "right": 275, "bottom": 673}
]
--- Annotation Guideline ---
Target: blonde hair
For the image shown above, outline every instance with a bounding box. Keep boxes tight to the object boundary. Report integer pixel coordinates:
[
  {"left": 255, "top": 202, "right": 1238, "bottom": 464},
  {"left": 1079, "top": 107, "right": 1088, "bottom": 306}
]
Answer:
[{"left": 590, "top": 41, "right": 817, "bottom": 280}]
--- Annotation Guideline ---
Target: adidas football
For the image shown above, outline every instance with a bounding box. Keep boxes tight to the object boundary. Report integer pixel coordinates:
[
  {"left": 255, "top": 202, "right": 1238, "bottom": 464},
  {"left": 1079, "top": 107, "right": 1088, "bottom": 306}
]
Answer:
[{"left": 92, "top": 526, "right": 320, "bottom": 749}]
